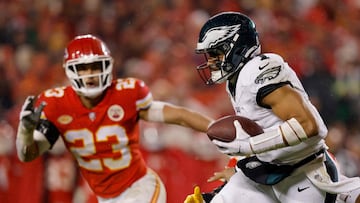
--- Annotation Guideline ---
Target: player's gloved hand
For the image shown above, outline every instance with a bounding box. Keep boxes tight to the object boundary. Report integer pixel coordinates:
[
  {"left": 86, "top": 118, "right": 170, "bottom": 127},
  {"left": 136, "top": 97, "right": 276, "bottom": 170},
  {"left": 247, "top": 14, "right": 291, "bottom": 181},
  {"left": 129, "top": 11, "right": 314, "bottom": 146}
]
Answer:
[
  {"left": 212, "top": 120, "right": 253, "bottom": 156},
  {"left": 19, "top": 96, "right": 46, "bottom": 133},
  {"left": 184, "top": 186, "right": 205, "bottom": 203}
]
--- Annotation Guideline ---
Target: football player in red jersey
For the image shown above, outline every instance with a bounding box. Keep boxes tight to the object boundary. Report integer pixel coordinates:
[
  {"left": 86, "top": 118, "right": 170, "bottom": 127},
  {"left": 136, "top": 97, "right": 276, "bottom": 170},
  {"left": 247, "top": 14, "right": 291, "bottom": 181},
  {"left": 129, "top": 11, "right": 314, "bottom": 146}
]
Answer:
[{"left": 16, "top": 34, "right": 213, "bottom": 203}]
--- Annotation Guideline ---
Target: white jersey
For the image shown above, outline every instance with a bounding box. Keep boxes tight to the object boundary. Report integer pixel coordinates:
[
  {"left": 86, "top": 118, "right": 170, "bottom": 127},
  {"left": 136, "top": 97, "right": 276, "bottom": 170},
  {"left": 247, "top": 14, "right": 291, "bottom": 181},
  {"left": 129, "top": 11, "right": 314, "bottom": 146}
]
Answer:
[{"left": 227, "top": 53, "right": 328, "bottom": 164}]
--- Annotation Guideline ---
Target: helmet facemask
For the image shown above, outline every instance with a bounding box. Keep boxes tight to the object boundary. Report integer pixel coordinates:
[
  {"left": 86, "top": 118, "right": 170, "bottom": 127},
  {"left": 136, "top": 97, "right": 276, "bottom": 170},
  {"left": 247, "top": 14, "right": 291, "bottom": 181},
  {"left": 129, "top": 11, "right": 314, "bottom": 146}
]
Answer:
[
  {"left": 196, "top": 47, "right": 235, "bottom": 85},
  {"left": 65, "top": 56, "right": 113, "bottom": 98},
  {"left": 196, "top": 36, "right": 260, "bottom": 85}
]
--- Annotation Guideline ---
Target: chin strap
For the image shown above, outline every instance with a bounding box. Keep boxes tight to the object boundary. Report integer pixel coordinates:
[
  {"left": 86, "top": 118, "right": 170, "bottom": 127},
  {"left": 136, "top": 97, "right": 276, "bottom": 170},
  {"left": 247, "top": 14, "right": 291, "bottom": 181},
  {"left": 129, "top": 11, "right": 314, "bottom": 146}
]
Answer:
[{"left": 249, "top": 118, "right": 308, "bottom": 154}]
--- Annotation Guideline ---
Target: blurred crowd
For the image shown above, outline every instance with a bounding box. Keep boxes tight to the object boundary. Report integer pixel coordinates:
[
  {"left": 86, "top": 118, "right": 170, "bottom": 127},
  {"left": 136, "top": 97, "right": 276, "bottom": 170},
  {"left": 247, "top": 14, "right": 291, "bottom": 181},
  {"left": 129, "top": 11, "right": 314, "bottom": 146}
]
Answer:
[{"left": 1, "top": 0, "right": 360, "bottom": 202}]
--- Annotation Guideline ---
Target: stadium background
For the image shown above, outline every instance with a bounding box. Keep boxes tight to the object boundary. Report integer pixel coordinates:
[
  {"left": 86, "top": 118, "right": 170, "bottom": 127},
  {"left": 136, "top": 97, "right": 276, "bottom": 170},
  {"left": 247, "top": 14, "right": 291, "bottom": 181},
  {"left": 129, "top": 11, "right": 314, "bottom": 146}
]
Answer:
[{"left": 0, "top": 0, "right": 360, "bottom": 202}]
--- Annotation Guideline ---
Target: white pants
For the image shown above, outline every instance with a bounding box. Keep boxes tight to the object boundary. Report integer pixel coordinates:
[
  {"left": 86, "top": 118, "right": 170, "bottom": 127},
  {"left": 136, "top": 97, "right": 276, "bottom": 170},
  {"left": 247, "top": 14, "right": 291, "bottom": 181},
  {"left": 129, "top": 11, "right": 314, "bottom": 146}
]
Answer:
[
  {"left": 212, "top": 155, "right": 342, "bottom": 203},
  {"left": 97, "top": 168, "right": 166, "bottom": 203},
  {"left": 212, "top": 168, "right": 328, "bottom": 203},
  {"left": 336, "top": 175, "right": 360, "bottom": 203}
]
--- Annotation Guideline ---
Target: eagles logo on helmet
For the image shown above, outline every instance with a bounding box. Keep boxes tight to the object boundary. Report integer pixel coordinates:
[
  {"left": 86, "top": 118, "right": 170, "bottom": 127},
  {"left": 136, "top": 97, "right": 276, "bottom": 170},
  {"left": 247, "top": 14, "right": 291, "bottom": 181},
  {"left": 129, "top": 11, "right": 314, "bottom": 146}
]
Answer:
[{"left": 195, "top": 12, "right": 261, "bottom": 85}]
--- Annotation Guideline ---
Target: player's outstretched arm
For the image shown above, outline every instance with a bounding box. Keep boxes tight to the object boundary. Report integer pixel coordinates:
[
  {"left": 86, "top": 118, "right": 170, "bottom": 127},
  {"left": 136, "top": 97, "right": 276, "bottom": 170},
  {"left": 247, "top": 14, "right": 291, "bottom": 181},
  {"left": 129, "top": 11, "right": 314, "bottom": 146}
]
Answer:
[
  {"left": 162, "top": 103, "right": 213, "bottom": 132},
  {"left": 16, "top": 96, "right": 51, "bottom": 162},
  {"left": 140, "top": 101, "right": 214, "bottom": 133}
]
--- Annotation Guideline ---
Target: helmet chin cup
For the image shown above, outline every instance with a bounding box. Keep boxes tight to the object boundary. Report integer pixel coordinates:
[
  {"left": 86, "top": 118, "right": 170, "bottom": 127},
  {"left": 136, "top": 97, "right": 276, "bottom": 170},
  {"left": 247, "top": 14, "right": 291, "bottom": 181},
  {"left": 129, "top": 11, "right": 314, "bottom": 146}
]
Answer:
[
  {"left": 76, "top": 87, "right": 103, "bottom": 98},
  {"left": 210, "top": 70, "right": 223, "bottom": 83}
]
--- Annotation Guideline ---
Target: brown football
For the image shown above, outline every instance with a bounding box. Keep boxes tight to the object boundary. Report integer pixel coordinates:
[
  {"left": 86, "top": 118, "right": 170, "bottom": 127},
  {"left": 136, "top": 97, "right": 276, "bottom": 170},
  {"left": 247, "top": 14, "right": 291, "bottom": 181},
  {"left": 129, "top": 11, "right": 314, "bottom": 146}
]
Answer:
[{"left": 207, "top": 115, "right": 264, "bottom": 142}]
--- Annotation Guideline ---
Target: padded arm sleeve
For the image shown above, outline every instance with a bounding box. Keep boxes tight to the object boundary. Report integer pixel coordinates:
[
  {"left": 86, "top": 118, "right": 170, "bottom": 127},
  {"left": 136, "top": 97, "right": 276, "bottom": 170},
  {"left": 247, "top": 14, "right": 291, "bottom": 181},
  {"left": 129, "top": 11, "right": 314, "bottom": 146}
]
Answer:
[{"left": 249, "top": 118, "right": 308, "bottom": 154}]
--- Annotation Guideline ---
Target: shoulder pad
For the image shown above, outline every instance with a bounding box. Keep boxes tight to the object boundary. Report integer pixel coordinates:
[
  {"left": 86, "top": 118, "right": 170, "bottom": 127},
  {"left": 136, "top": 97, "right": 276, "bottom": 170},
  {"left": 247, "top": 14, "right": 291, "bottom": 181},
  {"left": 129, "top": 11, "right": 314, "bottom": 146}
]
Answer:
[
  {"left": 239, "top": 53, "right": 286, "bottom": 87},
  {"left": 36, "top": 86, "right": 71, "bottom": 119}
]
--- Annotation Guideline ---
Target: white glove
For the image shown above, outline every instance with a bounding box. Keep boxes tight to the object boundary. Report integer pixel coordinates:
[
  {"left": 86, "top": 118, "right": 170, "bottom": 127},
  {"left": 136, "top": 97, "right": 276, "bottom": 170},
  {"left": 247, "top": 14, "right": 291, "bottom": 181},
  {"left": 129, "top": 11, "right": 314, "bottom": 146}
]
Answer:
[
  {"left": 19, "top": 96, "right": 46, "bottom": 133},
  {"left": 211, "top": 120, "right": 254, "bottom": 156}
]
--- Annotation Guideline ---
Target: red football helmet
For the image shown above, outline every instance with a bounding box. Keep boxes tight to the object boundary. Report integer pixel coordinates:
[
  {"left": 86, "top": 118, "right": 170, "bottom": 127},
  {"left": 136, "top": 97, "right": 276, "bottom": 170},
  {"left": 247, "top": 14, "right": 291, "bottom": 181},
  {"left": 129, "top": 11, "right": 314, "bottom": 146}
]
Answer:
[{"left": 63, "top": 34, "right": 113, "bottom": 98}]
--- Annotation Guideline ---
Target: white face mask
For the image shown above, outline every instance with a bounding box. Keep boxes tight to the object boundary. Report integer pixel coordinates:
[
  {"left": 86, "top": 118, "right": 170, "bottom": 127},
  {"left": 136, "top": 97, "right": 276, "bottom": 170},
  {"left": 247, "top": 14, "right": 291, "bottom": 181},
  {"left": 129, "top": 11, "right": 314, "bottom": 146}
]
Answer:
[{"left": 211, "top": 69, "right": 229, "bottom": 84}]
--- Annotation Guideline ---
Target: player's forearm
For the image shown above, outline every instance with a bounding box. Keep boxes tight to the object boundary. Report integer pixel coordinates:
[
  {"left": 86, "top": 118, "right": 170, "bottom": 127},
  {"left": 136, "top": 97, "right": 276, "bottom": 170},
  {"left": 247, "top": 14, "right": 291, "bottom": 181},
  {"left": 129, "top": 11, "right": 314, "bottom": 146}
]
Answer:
[
  {"left": 145, "top": 101, "right": 214, "bottom": 132},
  {"left": 164, "top": 105, "right": 213, "bottom": 132},
  {"left": 16, "top": 124, "right": 40, "bottom": 162},
  {"left": 250, "top": 118, "right": 308, "bottom": 154},
  {"left": 178, "top": 110, "right": 213, "bottom": 132}
]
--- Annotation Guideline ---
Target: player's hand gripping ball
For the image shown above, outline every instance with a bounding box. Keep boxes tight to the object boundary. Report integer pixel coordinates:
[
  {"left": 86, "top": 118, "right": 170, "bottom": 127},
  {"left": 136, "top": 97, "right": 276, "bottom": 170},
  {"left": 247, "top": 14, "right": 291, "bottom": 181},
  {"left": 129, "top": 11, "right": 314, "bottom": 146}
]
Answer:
[
  {"left": 207, "top": 115, "right": 263, "bottom": 142},
  {"left": 207, "top": 115, "right": 264, "bottom": 155}
]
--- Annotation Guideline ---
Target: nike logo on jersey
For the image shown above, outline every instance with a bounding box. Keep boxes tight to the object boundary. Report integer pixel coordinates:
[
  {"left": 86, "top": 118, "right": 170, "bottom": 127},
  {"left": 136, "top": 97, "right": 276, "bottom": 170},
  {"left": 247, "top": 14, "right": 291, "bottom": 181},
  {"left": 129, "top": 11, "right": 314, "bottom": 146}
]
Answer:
[
  {"left": 297, "top": 186, "right": 310, "bottom": 192},
  {"left": 255, "top": 66, "right": 281, "bottom": 84},
  {"left": 259, "top": 62, "right": 269, "bottom": 70}
]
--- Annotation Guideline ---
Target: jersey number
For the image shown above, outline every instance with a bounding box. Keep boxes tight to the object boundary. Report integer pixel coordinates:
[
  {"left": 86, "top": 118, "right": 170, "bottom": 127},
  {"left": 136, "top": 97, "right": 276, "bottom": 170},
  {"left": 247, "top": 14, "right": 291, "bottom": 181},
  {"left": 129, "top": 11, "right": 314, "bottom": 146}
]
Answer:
[
  {"left": 64, "top": 125, "right": 131, "bottom": 172},
  {"left": 43, "top": 79, "right": 137, "bottom": 172}
]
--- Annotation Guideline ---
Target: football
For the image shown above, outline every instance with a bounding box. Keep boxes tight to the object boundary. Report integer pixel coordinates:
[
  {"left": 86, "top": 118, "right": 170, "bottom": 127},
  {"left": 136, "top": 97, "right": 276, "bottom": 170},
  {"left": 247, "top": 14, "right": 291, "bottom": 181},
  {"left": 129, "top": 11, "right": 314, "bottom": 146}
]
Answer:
[{"left": 207, "top": 115, "right": 264, "bottom": 142}]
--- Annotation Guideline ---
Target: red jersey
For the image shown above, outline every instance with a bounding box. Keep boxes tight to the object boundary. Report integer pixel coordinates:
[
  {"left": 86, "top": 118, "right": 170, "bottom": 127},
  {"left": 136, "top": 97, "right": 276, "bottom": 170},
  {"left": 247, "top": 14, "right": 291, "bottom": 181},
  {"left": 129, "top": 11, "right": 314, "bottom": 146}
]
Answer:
[{"left": 36, "top": 78, "right": 152, "bottom": 198}]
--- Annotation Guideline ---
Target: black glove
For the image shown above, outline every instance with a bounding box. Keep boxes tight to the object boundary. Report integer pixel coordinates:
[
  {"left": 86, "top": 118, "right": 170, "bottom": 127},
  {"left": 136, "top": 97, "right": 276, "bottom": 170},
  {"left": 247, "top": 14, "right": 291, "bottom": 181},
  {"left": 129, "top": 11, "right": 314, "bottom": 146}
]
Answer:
[{"left": 19, "top": 96, "right": 46, "bottom": 132}]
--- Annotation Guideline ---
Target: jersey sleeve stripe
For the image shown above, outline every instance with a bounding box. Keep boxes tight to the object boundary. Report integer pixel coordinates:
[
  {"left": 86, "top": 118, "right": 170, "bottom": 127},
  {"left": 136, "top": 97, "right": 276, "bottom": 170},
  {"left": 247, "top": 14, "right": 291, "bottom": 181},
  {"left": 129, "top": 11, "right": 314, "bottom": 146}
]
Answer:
[{"left": 136, "top": 93, "right": 153, "bottom": 110}]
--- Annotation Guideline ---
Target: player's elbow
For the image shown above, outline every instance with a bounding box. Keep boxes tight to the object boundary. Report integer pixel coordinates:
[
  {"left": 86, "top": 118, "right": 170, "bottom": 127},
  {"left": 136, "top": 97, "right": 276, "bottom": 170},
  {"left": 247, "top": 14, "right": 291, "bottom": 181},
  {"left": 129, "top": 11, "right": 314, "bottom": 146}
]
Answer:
[
  {"left": 16, "top": 141, "right": 39, "bottom": 162},
  {"left": 17, "top": 152, "right": 38, "bottom": 162},
  {"left": 16, "top": 151, "right": 28, "bottom": 162},
  {"left": 16, "top": 143, "right": 26, "bottom": 162}
]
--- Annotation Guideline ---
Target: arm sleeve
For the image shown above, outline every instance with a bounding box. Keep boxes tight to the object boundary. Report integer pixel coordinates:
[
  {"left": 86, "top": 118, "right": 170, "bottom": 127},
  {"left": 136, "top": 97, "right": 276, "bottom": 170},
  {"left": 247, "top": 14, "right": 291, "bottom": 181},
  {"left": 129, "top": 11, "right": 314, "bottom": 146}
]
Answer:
[{"left": 36, "top": 119, "right": 60, "bottom": 149}]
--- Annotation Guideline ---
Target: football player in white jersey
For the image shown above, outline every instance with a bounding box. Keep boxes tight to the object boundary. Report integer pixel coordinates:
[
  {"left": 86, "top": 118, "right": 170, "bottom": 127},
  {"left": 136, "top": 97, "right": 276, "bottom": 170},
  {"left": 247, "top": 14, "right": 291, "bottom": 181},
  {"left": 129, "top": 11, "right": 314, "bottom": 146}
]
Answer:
[{"left": 185, "top": 12, "right": 360, "bottom": 203}]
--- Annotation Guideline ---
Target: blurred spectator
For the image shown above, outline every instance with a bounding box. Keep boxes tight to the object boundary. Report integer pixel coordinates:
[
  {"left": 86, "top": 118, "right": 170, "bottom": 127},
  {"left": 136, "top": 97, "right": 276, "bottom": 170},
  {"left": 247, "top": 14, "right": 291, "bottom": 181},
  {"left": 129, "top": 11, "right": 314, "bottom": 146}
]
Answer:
[
  {"left": 0, "top": 120, "right": 14, "bottom": 202},
  {"left": 300, "top": 46, "right": 338, "bottom": 125},
  {"left": 43, "top": 139, "right": 79, "bottom": 203},
  {"left": 326, "top": 122, "right": 360, "bottom": 177},
  {"left": 0, "top": 66, "right": 14, "bottom": 117}
]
